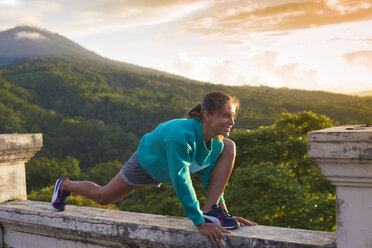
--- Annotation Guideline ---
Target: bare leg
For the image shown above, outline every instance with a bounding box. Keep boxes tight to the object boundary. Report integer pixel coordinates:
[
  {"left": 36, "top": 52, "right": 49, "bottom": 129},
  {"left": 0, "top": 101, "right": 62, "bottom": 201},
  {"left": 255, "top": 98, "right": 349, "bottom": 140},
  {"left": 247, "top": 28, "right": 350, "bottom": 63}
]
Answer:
[
  {"left": 61, "top": 173, "right": 140, "bottom": 205},
  {"left": 203, "top": 138, "right": 236, "bottom": 212}
]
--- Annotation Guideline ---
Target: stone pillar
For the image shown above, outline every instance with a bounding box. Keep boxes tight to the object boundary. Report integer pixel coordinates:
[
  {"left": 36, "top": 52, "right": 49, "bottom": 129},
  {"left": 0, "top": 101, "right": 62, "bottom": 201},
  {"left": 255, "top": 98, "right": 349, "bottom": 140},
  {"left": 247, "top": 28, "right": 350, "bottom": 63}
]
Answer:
[
  {"left": 308, "top": 125, "right": 372, "bottom": 248},
  {"left": 0, "top": 134, "right": 43, "bottom": 203}
]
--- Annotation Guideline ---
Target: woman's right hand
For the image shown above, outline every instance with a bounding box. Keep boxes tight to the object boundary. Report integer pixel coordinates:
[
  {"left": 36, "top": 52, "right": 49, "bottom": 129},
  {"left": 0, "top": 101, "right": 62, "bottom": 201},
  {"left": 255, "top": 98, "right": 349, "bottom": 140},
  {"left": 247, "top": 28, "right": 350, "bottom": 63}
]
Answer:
[{"left": 197, "top": 222, "right": 232, "bottom": 247}]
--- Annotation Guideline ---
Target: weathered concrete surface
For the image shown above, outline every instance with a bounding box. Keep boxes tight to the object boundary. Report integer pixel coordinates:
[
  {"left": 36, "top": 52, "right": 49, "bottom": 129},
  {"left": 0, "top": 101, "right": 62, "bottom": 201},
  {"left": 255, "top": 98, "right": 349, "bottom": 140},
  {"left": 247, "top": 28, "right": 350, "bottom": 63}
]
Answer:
[
  {"left": 308, "top": 125, "right": 372, "bottom": 159},
  {"left": 0, "top": 201, "right": 336, "bottom": 248},
  {"left": 0, "top": 134, "right": 43, "bottom": 203},
  {"left": 0, "top": 134, "right": 43, "bottom": 165},
  {"left": 308, "top": 125, "right": 372, "bottom": 248}
]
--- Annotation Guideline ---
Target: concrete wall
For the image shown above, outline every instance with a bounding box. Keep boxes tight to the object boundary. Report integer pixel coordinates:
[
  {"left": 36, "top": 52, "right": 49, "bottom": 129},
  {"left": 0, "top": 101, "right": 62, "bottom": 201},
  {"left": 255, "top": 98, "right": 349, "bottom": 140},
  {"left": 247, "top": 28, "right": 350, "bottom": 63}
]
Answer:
[{"left": 0, "top": 201, "right": 336, "bottom": 248}]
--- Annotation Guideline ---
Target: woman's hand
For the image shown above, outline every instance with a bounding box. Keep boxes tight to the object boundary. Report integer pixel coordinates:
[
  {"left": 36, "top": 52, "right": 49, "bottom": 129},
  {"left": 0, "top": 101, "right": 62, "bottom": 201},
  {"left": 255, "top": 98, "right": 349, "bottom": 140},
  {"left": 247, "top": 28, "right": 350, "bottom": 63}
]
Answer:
[
  {"left": 197, "top": 222, "right": 231, "bottom": 247},
  {"left": 232, "top": 216, "right": 257, "bottom": 226},
  {"left": 217, "top": 203, "right": 257, "bottom": 227}
]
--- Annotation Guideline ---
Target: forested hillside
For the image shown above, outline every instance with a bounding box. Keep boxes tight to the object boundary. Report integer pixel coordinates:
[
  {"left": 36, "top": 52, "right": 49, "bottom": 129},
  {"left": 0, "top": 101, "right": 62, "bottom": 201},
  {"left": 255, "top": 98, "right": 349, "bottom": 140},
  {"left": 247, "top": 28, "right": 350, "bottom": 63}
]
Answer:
[
  {"left": 1, "top": 56, "right": 371, "bottom": 167},
  {"left": 1, "top": 54, "right": 371, "bottom": 232}
]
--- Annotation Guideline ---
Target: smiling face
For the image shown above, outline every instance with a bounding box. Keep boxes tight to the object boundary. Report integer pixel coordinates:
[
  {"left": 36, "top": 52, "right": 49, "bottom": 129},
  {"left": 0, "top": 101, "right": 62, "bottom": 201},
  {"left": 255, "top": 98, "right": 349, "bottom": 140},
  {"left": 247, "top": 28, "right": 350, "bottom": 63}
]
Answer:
[{"left": 203, "top": 102, "right": 236, "bottom": 139}]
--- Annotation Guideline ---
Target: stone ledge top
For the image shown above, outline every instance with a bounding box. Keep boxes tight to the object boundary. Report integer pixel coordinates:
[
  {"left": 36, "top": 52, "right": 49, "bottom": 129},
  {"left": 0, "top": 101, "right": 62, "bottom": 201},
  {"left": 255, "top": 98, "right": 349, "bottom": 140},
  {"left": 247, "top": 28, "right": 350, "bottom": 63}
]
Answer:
[
  {"left": 0, "top": 200, "right": 336, "bottom": 248},
  {"left": 308, "top": 125, "right": 372, "bottom": 143},
  {"left": 0, "top": 133, "right": 43, "bottom": 151}
]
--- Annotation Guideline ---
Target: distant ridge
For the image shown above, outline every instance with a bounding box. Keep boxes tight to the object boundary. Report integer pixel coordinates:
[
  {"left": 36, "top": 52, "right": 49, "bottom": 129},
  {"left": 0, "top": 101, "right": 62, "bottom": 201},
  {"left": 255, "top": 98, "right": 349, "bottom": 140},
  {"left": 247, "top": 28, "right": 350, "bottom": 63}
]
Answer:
[{"left": 354, "top": 89, "right": 372, "bottom": 97}]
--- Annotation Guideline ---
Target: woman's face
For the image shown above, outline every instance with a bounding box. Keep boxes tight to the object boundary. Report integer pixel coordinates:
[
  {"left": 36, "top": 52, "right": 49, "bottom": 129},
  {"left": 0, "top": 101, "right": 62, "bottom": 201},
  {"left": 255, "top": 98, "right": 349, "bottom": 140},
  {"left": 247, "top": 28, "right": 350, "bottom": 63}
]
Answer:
[{"left": 205, "top": 102, "right": 236, "bottom": 137}]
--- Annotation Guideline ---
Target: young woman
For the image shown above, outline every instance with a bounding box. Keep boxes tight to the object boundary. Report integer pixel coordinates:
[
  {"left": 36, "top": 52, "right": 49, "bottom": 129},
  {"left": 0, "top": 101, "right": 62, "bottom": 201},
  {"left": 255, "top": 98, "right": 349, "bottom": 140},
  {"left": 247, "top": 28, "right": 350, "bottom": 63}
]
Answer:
[{"left": 51, "top": 91, "right": 256, "bottom": 246}]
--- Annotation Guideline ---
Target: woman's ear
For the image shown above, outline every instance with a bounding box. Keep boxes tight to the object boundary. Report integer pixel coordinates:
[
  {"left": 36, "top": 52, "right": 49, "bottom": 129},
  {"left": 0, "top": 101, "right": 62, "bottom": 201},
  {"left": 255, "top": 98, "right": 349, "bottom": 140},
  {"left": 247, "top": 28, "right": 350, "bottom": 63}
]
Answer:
[{"left": 202, "top": 110, "right": 210, "bottom": 121}]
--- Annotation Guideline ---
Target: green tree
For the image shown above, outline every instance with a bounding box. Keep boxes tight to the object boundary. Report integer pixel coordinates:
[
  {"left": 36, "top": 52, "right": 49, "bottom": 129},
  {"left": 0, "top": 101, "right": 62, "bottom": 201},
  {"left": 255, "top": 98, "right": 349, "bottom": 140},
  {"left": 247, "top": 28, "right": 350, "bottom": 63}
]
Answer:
[
  {"left": 225, "top": 163, "right": 336, "bottom": 231},
  {"left": 26, "top": 157, "right": 61, "bottom": 191},
  {"left": 88, "top": 160, "right": 123, "bottom": 186},
  {"left": 26, "top": 156, "right": 81, "bottom": 192},
  {"left": 60, "top": 156, "right": 81, "bottom": 180},
  {"left": 228, "top": 111, "right": 336, "bottom": 231}
]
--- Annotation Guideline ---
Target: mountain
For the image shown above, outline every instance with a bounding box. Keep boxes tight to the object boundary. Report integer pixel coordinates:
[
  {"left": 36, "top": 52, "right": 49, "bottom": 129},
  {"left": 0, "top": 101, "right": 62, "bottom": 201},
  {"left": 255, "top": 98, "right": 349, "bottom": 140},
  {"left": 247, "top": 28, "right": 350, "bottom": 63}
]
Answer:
[
  {"left": 0, "top": 25, "right": 103, "bottom": 65},
  {"left": 0, "top": 25, "right": 189, "bottom": 80}
]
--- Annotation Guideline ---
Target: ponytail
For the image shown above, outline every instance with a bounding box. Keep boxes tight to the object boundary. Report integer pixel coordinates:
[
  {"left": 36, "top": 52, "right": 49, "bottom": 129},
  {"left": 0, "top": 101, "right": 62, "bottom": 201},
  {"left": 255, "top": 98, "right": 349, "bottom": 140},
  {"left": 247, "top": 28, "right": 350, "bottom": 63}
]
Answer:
[
  {"left": 187, "top": 104, "right": 202, "bottom": 120},
  {"left": 187, "top": 91, "right": 240, "bottom": 121}
]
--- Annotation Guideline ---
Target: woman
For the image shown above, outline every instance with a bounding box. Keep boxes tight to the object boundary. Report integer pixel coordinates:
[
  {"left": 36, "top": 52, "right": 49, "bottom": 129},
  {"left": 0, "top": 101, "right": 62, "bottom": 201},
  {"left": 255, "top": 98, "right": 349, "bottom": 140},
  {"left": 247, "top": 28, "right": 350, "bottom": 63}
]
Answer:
[{"left": 51, "top": 91, "right": 256, "bottom": 246}]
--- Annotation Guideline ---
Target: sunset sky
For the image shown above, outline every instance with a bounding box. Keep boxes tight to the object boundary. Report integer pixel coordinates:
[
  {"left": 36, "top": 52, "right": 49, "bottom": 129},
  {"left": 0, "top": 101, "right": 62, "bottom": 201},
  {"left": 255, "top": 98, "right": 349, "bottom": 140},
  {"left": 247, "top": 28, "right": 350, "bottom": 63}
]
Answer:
[{"left": 1, "top": 0, "right": 372, "bottom": 94}]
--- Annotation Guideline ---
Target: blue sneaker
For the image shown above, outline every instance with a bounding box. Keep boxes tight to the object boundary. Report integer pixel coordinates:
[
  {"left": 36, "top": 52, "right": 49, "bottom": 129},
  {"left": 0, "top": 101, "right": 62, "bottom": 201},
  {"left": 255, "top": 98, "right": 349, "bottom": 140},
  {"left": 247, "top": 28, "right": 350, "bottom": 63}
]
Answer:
[
  {"left": 203, "top": 204, "right": 239, "bottom": 229},
  {"left": 51, "top": 178, "right": 71, "bottom": 211}
]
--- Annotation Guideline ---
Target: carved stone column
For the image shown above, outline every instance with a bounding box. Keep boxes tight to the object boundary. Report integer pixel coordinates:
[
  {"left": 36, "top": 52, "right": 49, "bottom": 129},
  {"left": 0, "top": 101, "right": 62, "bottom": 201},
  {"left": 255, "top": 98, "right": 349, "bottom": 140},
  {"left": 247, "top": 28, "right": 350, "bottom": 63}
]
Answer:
[
  {"left": 308, "top": 125, "right": 372, "bottom": 248},
  {"left": 0, "top": 134, "right": 43, "bottom": 203}
]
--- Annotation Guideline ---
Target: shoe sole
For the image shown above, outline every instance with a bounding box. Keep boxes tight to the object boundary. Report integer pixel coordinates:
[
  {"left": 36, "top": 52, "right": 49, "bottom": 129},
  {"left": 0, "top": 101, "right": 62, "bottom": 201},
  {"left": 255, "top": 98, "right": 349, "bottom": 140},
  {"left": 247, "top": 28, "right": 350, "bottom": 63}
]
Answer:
[
  {"left": 203, "top": 215, "right": 237, "bottom": 229},
  {"left": 51, "top": 178, "right": 64, "bottom": 211},
  {"left": 51, "top": 204, "right": 61, "bottom": 212}
]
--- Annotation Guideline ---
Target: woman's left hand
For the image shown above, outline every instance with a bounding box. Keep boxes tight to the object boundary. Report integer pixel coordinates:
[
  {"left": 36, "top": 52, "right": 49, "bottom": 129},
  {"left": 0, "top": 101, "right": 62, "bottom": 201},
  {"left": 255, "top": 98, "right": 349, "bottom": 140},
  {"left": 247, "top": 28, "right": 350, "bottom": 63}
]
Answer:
[{"left": 232, "top": 216, "right": 257, "bottom": 226}]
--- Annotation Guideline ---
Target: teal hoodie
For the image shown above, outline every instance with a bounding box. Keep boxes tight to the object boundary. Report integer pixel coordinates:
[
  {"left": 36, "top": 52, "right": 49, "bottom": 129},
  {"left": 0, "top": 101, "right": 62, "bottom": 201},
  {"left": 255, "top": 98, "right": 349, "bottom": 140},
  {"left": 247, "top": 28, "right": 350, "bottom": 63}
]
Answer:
[{"left": 137, "top": 118, "right": 224, "bottom": 226}]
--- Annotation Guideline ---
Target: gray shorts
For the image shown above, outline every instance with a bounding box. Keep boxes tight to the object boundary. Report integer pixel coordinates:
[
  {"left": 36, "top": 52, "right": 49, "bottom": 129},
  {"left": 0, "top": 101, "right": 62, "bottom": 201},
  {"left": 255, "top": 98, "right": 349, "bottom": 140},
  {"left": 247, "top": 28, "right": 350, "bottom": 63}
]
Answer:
[{"left": 120, "top": 152, "right": 161, "bottom": 187}]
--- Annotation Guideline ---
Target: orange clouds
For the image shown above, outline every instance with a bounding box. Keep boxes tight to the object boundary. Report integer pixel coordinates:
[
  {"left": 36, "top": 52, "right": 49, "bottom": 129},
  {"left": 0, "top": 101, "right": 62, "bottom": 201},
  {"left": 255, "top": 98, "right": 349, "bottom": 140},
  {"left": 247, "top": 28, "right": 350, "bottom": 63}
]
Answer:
[{"left": 182, "top": 0, "right": 372, "bottom": 34}]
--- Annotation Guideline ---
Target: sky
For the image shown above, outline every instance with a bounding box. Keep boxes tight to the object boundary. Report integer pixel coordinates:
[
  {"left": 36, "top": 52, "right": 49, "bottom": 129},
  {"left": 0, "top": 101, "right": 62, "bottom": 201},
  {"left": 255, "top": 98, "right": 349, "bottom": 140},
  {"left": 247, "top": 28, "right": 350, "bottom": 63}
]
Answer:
[{"left": 1, "top": 0, "right": 372, "bottom": 94}]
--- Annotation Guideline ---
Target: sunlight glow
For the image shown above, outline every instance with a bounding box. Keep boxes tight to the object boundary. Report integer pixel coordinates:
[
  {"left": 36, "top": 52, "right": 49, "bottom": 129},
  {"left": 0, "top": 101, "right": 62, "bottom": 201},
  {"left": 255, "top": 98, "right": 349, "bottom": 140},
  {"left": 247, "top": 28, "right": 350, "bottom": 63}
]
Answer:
[{"left": 1, "top": 0, "right": 372, "bottom": 94}]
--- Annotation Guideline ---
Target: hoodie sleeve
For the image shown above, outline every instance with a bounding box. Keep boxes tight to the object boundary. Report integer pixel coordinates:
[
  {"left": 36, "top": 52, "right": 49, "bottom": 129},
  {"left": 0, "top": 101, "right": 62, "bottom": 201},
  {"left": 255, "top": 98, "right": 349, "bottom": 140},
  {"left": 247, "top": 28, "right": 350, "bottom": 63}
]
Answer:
[{"left": 165, "top": 141, "right": 205, "bottom": 226}]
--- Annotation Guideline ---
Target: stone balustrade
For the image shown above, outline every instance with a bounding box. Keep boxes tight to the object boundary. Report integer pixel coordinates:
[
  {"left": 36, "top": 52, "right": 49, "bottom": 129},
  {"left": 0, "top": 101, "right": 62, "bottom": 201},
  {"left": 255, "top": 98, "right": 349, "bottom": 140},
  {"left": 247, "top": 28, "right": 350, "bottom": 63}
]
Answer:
[
  {"left": 0, "top": 200, "right": 336, "bottom": 248},
  {"left": 308, "top": 124, "right": 372, "bottom": 248},
  {"left": 0, "top": 133, "right": 337, "bottom": 248},
  {"left": 0, "top": 134, "right": 42, "bottom": 203}
]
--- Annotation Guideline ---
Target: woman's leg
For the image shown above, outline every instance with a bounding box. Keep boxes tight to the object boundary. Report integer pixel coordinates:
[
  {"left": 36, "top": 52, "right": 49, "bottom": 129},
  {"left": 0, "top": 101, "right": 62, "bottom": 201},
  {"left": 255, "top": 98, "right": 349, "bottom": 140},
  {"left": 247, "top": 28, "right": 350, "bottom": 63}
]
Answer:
[
  {"left": 61, "top": 173, "right": 140, "bottom": 205},
  {"left": 203, "top": 138, "right": 236, "bottom": 212}
]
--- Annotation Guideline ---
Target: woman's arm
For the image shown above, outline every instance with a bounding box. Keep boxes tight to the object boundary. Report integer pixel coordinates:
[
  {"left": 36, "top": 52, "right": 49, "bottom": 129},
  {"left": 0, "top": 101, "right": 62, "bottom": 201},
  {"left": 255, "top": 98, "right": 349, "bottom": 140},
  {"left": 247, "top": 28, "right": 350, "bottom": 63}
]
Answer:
[{"left": 166, "top": 141, "right": 206, "bottom": 226}]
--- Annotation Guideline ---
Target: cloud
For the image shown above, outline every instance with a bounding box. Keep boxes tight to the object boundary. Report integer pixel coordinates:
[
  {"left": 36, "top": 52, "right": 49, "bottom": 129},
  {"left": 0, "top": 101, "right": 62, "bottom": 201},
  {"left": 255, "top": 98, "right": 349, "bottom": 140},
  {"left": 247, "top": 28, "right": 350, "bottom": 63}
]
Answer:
[
  {"left": 15, "top": 31, "right": 47, "bottom": 40},
  {"left": 248, "top": 50, "right": 318, "bottom": 89},
  {"left": 0, "top": 0, "right": 213, "bottom": 37},
  {"left": 275, "top": 63, "right": 318, "bottom": 88},
  {"left": 62, "top": 0, "right": 214, "bottom": 37},
  {"left": 0, "top": 0, "right": 19, "bottom": 6},
  {"left": 209, "top": 60, "right": 238, "bottom": 83},
  {"left": 56, "top": 0, "right": 209, "bottom": 19},
  {"left": 168, "top": 49, "right": 320, "bottom": 89},
  {"left": 0, "top": 0, "right": 60, "bottom": 31},
  {"left": 183, "top": 0, "right": 372, "bottom": 35},
  {"left": 323, "top": 0, "right": 372, "bottom": 14},
  {"left": 4, "top": 0, "right": 370, "bottom": 38},
  {"left": 167, "top": 49, "right": 321, "bottom": 89},
  {"left": 172, "top": 52, "right": 194, "bottom": 77},
  {"left": 2, "top": 0, "right": 372, "bottom": 38},
  {"left": 93, "top": 0, "right": 207, "bottom": 12},
  {"left": 252, "top": 51, "right": 278, "bottom": 69},
  {"left": 165, "top": 54, "right": 248, "bottom": 85},
  {"left": 343, "top": 50, "right": 372, "bottom": 69}
]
